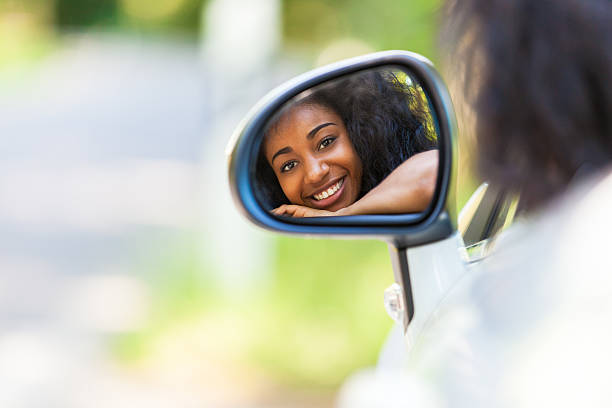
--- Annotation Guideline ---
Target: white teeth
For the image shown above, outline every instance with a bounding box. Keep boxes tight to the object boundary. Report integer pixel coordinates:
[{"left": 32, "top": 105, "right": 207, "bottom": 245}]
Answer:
[{"left": 313, "top": 178, "right": 344, "bottom": 201}]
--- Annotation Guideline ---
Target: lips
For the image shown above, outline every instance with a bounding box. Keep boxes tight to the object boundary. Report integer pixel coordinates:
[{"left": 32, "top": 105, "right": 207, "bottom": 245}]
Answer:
[{"left": 307, "top": 176, "right": 347, "bottom": 209}]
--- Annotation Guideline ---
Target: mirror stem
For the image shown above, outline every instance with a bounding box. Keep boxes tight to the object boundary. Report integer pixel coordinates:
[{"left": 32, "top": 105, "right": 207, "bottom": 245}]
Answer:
[{"left": 388, "top": 244, "right": 415, "bottom": 331}]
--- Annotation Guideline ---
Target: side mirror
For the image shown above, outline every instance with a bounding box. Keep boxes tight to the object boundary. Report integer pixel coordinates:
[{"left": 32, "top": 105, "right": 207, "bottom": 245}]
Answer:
[{"left": 227, "top": 51, "right": 459, "bottom": 329}]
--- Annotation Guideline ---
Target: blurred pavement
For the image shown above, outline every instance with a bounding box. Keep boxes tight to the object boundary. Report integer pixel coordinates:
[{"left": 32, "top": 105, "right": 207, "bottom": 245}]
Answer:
[{"left": 0, "top": 33, "right": 305, "bottom": 407}]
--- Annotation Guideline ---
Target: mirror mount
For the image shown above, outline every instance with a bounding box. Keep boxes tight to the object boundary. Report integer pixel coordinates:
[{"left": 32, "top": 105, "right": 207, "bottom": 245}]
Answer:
[
  {"left": 388, "top": 245, "right": 414, "bottom": 330},
  {"left": 228, "top": 51, "right": 461, "bottom": 332}
]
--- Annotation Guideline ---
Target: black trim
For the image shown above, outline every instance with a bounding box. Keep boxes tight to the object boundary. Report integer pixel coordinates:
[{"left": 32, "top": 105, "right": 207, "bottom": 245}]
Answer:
[{"left": 389, "top": 245, "right": 415, "bottom": 327}]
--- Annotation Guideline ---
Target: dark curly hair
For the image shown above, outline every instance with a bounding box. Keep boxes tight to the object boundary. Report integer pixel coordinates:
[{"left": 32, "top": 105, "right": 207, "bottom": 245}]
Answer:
[
  {"left": 255, "top": 69, "right": 438, "bottom": 209},
  {"left": 442, "top": 0, "right": 612, "bottom": 211}
]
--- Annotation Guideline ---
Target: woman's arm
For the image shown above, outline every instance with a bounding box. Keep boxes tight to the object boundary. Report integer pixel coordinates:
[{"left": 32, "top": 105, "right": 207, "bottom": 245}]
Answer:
[
  {"left": 337, "top": 150, "right": 438, "bottom": 216},
  {"left": 272, "top": 150, "right": 438, "bottom": 217}
]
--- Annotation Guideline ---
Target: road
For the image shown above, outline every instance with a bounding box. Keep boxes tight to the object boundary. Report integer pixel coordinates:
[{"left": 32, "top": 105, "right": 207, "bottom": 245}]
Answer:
[{"left": 0, "top": 33, "right": 314, "bottom": 408}]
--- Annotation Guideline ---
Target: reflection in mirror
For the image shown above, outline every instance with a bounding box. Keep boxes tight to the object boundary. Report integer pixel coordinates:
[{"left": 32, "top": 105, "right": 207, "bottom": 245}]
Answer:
[{"left": 254, "top": 67, "right": 439, "bottom": 218}]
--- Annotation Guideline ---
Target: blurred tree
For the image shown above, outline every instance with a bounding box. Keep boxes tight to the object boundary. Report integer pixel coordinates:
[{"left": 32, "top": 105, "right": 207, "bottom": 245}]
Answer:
[
  {"left": 54, "top": 0, "right": 206, "bottom": 34},
  {"left": 283, "top": 0, "right": 442, "bottom": 62},
  {"left": 119, "top": 0, "right": 205, "bottom": 34},
  {"left": 247, "top": 237, "right": 393, "bottom": 387},
  {"left": 50, "top": 0, "right": 442, "bottom": 63},
  {"left": 0, "top": 0, "right": 56, "bottom": 67},
  {"left": 55, "top": 0, "right": 118, "bottom": 27}
]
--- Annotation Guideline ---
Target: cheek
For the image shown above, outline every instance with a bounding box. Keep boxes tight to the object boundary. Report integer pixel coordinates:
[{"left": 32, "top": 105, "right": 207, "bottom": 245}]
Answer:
[
  {"left": 354, "top": 156, "right": 363, "bottom": 184},
  {"left": 339, "top": 144, "right": 362, "bottom": 179},
  {"left": 278, "top": 174, "right": 304, "bottom": 204},
  {"left": 343, "top": 146, "right": 362, "bottom": 195}
]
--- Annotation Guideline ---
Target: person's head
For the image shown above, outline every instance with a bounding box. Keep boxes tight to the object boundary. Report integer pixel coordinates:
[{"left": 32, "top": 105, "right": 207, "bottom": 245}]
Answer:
[
  {"left": 256, "top": 69, "right": 437, "bottom": 210},
  {"left": 443, "top": 0, "right": 612, "bottom": 211},
  {"left": 262, "top": 101, "right": 363, "bottom": 212}
]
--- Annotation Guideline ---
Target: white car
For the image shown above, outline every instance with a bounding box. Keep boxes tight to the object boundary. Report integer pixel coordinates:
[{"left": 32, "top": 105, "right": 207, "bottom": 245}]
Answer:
[{"left": 227, "top": 51, "right": 612, "bottom": 407}]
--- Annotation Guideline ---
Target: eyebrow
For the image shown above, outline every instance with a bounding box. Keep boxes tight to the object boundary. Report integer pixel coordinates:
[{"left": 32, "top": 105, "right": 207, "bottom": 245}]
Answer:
[
  {"left": 271, "top": 122, "right": 337, "bottom": 163},
  {"left": 307, "top": 122, "right": 335, "bottom": 139},
  {"left": 271, "top": 147, "right": 292, "bottom": 163}
]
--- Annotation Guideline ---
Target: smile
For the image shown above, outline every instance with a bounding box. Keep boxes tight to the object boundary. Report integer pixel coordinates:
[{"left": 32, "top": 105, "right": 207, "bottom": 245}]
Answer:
[{"left": 313, "top": 178, "right": 344, "bottom": 201}]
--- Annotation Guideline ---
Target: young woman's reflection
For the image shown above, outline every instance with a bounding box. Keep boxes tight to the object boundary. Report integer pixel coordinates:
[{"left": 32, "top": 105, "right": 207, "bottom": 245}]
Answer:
[{"left": 257, "top": 70, "right": 438, "bottom": 217}]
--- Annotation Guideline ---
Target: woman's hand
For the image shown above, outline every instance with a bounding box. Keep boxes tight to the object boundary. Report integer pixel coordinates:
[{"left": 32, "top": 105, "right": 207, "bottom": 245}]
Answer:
[{"left": 272, "top": 204, "right": 335, "bottom": 218}]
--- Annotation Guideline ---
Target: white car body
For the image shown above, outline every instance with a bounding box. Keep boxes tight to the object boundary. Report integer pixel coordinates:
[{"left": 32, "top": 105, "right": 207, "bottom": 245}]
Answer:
[{"left": 340, "top": 171, "right": 612, "bottom": 407}]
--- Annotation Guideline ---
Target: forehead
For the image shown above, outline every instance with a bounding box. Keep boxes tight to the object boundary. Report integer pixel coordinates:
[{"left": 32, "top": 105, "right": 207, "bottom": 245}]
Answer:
[{"left": 264, "top": 104, "right": 342, "bottom": 156}]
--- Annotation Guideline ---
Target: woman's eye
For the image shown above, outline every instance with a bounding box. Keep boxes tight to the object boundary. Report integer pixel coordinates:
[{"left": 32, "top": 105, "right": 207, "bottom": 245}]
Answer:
[
  {"left": 318, "top": 136, "right": 336, "bottom": 150},
  {"left": 281, "top": 161, "right": 297, "bottom": 173}
]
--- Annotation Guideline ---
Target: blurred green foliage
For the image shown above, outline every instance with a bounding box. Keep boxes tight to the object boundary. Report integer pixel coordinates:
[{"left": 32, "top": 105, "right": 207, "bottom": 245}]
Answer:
[
  {"left": 249, "top": 237, "right": 393, "bottom": 387},
  {"left": 114, "top": 235, "right": 393, "bottom": 388},
  {"left": 5, "top": 0, "right": 443, "bottom": 60},
  {"left": 55, "top": 0, "right": 119, "bottom": 27},
  {"left": 0, "top": 0, "right": 57, "bottom": 70},
  {"left": 54, "top": 0, "right": 205, "bottom": 33},
  {"left": 284, "top": 0, "right": 442, "bottom": 61}
]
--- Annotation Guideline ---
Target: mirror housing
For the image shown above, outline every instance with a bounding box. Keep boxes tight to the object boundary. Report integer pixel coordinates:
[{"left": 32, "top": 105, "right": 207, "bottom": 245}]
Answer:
[{"left": 227, "top": 51, "right": 458, "bottom": 249}]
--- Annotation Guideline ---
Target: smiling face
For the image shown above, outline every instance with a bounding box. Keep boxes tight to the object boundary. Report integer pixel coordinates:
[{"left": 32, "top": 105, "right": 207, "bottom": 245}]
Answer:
[{"left": 263, "top": 103, "right": 363, "bottom": 212}]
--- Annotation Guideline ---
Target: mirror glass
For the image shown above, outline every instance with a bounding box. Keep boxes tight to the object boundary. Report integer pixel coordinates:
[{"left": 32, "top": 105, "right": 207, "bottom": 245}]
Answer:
[{"left": 253, "top": 66, "right": 439, "bottom": 218}]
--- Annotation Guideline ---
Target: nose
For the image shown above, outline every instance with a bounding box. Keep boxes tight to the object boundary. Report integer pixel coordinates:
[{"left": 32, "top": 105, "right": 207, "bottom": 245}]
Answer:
[{"left": 303, "top": 156, "right": 329, "bottom": 184}]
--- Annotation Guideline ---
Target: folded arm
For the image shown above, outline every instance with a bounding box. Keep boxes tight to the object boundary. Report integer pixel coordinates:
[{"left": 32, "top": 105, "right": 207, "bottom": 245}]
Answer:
[
  {"left": 272, "top": 150, "right": 438, "bottom": 217},
  {"left": 337, "top": 150, "right": 438, "bottom": 216}
]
